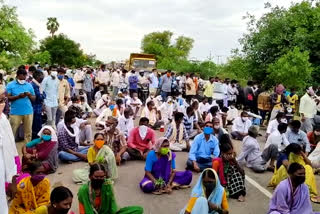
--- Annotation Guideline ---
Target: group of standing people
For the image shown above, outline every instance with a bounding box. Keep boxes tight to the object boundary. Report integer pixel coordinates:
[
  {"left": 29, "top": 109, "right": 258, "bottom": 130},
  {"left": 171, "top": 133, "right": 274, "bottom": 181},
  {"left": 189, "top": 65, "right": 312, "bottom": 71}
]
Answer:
[{"left": 1, "top": 63, "right": 320, "bottom": 214}]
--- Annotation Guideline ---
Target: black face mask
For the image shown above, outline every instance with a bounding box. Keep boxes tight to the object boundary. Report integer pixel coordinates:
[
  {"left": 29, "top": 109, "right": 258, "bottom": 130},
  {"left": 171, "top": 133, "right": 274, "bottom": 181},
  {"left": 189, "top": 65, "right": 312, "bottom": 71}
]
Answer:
[
  {"left": 203, "top": 182, "right": 216, "bottom": 195},
  {"left": 295, "top": 176, "right": 306, "bottom": 185},
  {"left": 91, "top": 179, "right": 104, "bottom": 189},
  {"left": 55, "top": 207, "right": 70, "bottom": 214}
]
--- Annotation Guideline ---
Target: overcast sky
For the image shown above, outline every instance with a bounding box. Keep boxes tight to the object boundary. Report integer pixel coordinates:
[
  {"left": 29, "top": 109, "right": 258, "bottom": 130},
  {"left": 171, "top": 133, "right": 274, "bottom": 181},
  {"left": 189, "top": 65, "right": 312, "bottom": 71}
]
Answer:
[{"left": 7, "top": 0, "right": 301, "bottom": 63}]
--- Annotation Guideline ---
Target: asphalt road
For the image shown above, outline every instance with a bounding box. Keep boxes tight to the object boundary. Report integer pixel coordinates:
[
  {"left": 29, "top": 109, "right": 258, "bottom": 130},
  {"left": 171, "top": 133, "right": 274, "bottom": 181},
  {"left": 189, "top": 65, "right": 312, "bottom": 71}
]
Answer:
[{"left": 16, "top": 123, "right": 320, "bottom": 214}]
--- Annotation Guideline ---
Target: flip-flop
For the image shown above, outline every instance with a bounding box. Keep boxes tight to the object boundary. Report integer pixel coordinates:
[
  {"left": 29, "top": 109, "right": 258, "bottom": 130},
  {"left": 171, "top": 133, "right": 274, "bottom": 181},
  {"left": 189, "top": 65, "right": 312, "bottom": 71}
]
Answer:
[
  {"left": 152, "top": 190, "right": 162, "bottom": 195},
  {"left": 179, "top": 185, "right": 191, "bottom": 189}
]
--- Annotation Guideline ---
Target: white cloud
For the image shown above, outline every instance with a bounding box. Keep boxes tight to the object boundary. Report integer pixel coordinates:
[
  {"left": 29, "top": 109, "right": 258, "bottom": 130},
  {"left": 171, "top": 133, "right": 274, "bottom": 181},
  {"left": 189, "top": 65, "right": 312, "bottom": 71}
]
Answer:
[{"left": 6, "top": 0, "right": 301, "bottom": 63}]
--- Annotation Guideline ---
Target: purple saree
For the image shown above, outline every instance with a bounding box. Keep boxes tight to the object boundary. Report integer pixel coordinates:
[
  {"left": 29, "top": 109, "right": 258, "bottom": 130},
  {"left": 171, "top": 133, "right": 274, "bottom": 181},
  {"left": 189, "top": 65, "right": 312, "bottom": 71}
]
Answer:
[
  {"left": 268, "top": 178, "right": 319, "bottom": 214},
  {"left": 140, "top": 151, "right": 192, "bottom": 193}
]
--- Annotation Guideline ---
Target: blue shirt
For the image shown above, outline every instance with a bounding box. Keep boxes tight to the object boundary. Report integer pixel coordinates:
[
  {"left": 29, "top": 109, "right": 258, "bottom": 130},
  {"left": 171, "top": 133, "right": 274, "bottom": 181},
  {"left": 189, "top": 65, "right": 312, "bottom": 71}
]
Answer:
[
  {"left": 6, "top": 80, "right": 35, "bottom": 115},
  {"left": 189, "top": 133, "right": 220, "bottom": 161},
  {"left": 286, "top": 128, "right": 311, "bottom": 152},
  {"left": 128, "top": 75, "right": 138, "bottom": 90},
  {"left": 145, "top": 150, "right": 176, "bottom": 171},
  {"left": 41, "top": 76, "right": 59, "bottom": 107}
]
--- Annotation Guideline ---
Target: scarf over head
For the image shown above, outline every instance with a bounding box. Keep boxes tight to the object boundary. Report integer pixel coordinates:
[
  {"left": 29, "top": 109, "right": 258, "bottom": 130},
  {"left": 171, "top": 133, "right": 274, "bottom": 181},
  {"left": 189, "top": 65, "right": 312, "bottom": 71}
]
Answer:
[
  {"left": 276, "top": 84, "right": 285, "bottom": 94},
  {"left": 153, "top": 137, "right": 172, "bottom": 161},
  {"left": 38, "top": 125, "right": 57, "bottom": 142},
  {"left": 191, "top": 168, "right": 225, "bottom": 208}
]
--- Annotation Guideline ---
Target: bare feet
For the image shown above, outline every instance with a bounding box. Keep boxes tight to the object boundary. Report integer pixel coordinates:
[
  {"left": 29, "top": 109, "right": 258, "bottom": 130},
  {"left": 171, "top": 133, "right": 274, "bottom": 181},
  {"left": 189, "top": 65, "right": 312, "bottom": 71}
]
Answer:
[{"left": 238, "top": 195, "right": 245, "bottom": 202}]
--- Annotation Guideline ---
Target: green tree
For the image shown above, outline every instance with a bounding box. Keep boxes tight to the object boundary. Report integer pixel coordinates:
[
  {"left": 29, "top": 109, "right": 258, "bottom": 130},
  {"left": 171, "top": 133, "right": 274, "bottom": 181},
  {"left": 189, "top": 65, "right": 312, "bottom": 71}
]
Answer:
[
  {"left": 40, "top": 34, "right": 84, "bottom": 67},
  {"left": 27, "top": 50, "right": 51, "bottom": 65},
  {"left": 0, "top": 0, "right": 34, "bottom": 70},
  {"left": 46, "top": 17, "right": 59, "bottom": 37},
  {"left": 141, "top": 31, "right": 194, "bottom": 67},
  {"left": 239, "top": 1, "right": 320, "bottom": 88},
  {"left": 266, "top": 47, "right": 313, "bottom": 90}
]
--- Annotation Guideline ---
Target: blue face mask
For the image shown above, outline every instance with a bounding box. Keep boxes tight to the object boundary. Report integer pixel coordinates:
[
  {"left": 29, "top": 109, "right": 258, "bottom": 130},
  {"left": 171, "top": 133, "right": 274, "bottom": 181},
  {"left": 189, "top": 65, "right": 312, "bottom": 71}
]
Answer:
[
  {"left": 58, "top": 75, "right": 64, "bottom": 80},
  {"left": 203, "top": 127, "right": 213, "bottom": 135},
  {"left": 109, "top": 105, "right": 115, "bottom": 110},
  {"left": 42, "top": 135, "right": 51, "bottom": 141}
]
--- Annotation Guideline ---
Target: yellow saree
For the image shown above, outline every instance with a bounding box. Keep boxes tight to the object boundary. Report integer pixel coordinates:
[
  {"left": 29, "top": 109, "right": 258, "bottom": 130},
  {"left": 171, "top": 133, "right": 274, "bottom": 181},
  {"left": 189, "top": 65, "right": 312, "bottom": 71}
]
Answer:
[
  {"left": 269, "top": 153, "right": 318, "bottom": 197},
  {"left": 9, "top": 176, "right": 50, "bottom": 214}
]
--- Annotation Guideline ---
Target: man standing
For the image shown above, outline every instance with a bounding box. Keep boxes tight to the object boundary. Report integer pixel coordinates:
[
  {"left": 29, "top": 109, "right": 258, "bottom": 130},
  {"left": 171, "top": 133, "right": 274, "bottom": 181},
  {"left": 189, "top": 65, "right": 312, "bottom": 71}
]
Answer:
[
  {"left": 97, "top": 64, "right": 110, "bottom": 92},
  {"left": 148, "top": 68, "right": 159, "bottom": 95},
  {"left": 42, "top": 66, "right": 59, "bottom": 128},
  {"left": 300, "top": 86, "right": 320, "bottom": 133},
  {"left": 73, "top": 69, "right": 84, "bottom": 96},
  {"left": 30, "top": 70, "right": 46, "bottom": 139},
  {"left": 185, "top": 73, "right": 196, "bottom": 104},
  {"left": 57, "top": 68, "right": 70, "bottom": 118},
  {"left": 83, "top": 69, "right": 94, "bottom": 105},
  {"left": 111, "top": 69, "right": 120, "bottom": 98},
  {"left": 203, "top": 77, "right": 214, "bottom": 104},
  {"left": 128, "top": 70, "right": 139, "bottom": 97},
  {"left": 6, "top": 68, "right": 35, "bottom": 143},
  {"left": 159, "top": 70, "right": 172, "bottom": 102}
]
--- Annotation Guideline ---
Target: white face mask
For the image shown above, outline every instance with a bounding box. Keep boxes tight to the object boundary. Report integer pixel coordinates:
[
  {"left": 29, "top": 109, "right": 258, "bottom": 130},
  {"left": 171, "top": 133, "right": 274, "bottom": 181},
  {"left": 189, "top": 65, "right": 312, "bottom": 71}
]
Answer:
[
  {"left": 51, "top": 71, "right": 58, "bottom": 77},
  {"left": 71, "top": 123, "right": 77, "bottom": 129},
  {"left": 280, "top": 118, "right": 287, "bottom": 124},
  {"left": 214, "top": 125, "right": 220, "bottom": 129},
  {"left": 242, "top": 117, "right": 248, "bottom": 122},
  {"left": 139, "top": 125, "right": 148, "bottom": 140},
  {"left": 17, "top": 79, "right": 26, "bottom": 84},
  {"left": 105, "top": 126, "right": 111, "bottom": 132}
]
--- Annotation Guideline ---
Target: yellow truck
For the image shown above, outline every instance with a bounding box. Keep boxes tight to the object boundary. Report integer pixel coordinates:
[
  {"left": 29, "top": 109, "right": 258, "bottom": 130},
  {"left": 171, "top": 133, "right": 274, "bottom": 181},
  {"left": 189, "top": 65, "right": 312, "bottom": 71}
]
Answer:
[{"left": 125, "top": 53, "right": 156, "bottom": 72}]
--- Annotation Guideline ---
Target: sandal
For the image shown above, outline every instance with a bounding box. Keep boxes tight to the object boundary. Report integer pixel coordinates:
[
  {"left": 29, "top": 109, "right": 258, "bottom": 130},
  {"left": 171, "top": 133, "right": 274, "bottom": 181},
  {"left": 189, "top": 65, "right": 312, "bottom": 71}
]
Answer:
[
  {"left": 311, "top": 196, "right": 320, "bottom": 204},
  {"left": 152, "top": 190, "right": 163, "bottom": 195}
]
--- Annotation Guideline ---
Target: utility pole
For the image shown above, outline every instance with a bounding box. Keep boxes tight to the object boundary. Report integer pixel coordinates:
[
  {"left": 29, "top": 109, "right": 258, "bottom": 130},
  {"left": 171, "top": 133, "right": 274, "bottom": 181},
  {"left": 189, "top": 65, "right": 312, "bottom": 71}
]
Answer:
[
  {"left": 216, "top": 55, "right": 222, "bottom": 65},
  {"left": 207, "top": 51, "right": 214, "bottom": 73}
]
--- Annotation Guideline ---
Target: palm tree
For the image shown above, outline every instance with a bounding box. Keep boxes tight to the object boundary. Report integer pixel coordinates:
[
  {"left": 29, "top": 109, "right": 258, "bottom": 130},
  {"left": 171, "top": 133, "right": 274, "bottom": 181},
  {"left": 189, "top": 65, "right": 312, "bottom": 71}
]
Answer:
[{"left": 46, "top": 17, "right": 59, "bottom": 37}]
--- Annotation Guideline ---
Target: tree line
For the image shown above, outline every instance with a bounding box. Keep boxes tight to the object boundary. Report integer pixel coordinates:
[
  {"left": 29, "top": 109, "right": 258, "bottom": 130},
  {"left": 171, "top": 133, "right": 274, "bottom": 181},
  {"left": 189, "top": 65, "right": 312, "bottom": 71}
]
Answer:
[{"left": 1, "top": 0, "right": 319, "bottom": 92}]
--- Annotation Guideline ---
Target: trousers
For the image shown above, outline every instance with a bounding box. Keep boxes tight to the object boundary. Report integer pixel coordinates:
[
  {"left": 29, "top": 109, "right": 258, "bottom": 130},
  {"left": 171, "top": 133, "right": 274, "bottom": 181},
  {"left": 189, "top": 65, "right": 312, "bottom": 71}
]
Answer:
[{"left": 10, "top": 114, "right": 33, "bottom": 143}]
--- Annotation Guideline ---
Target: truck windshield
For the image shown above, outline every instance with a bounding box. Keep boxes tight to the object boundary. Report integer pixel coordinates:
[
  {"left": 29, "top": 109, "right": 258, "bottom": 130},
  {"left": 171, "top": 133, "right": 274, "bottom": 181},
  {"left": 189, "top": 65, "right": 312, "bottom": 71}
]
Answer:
[{"left": 133, "top": 59, "right": 156, "bottom": 69}]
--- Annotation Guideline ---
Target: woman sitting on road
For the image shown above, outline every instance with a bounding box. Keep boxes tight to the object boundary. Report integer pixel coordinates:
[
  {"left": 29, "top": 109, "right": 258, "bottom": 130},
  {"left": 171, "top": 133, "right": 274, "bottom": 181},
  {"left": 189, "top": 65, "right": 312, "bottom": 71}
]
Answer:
[
  {"left": 22, "top": 125, "right": 58, "bottom": 174},
  {"left": 72, "top": 133, "right": 118, "bottom": 184},
  {"left": 35, "top": 186, "right": 75, "bottom": 214},
  {"left": 9, "top": 161, "right": 50, "bottom": 214},
  {"left": 139, "top": 137, "right": 192, "bottom": 194},
  {"left": 269, "top": 143, "right": 320, "bottom": 203},
  {"left": 180, "top": 168, "right": 229, "bottom": 214},
  {"left": 78, "top": 163, "right": 143, "bottom": 214},
  {"left": 213, "top": 135, "right": 246, "bottom": 202}
]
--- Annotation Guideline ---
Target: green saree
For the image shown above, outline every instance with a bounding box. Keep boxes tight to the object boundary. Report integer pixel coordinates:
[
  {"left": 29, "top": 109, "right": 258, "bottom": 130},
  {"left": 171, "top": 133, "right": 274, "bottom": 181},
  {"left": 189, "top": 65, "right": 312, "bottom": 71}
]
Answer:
[{"left": 78, "top": 179, "right": 143, "bottom": 214}]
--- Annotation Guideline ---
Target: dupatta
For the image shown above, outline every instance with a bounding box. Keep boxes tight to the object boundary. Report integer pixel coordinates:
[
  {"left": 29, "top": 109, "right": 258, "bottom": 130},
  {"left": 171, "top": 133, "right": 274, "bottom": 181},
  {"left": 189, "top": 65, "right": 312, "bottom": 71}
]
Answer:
[{"left": 191, "top": 168, "right": 225, "bottom": 208}]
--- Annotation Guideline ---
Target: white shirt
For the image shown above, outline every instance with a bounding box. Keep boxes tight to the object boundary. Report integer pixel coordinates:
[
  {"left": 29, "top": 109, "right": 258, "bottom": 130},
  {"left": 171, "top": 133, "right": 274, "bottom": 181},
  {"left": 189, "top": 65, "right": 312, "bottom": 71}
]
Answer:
[
  {"left": 227, "top": 84, "right": 239, "bottom": 101},
  {"left": 232, "top": 117, "right": 252, "bottom": 133},
  {"left": 227, "top": 107, "right": 239, "bottom": 121},
  {"left": 299, "top": 93, "right": 317, "bottom": 118},
  {"left": 74, "top": 71, "right": 84, "bottom": 89},
  {"left": 117, "top": 115, "right": 134, "bottom": 137},
  {"left": 266, "top": 119, "right": 279, "bottom": 135},
  {"left": 95, "top": 108, "right": 112, "bottom": 125},
  {"left": 265, "top": 130, "right": 290, "bottom": 151},
  {"left": 97, "top": 70, "right": 110, "bottom": 84},
  {"left": 128, "top": 98, "right": 142, "bottom": 113},
  {"left": 111, "top": 72, "right": 120, "bottom": 86},
  {"left": 199, "top": 102, "right": 211, "bottom": 114}
]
